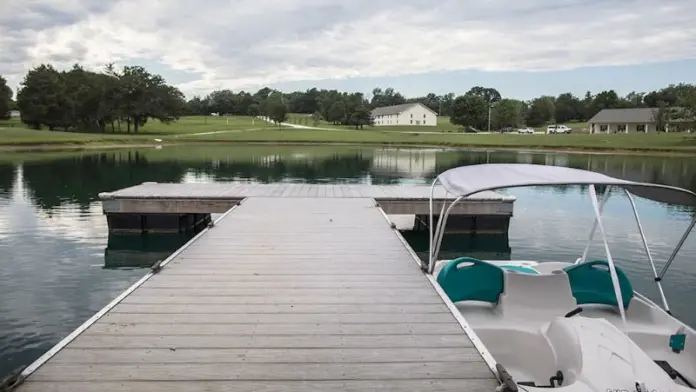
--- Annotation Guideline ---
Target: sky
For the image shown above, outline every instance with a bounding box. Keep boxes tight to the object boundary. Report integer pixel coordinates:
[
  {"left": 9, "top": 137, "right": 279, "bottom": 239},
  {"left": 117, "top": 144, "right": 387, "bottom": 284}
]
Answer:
[{"left": 2, "top": 0, "right": 696, "bottom": 100}]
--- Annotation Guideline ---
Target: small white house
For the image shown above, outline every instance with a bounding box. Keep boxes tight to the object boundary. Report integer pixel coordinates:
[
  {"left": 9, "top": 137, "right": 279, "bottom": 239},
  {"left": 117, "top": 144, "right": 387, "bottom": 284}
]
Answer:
[{"left": 371, "top": 103, "right": 438, "bottom": 127}]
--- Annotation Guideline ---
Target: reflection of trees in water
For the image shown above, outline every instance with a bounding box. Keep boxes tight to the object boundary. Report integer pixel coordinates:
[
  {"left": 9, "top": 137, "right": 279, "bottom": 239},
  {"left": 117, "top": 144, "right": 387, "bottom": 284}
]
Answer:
[
  {"left": 186, "top": 153, "right": 374, "bottom": 183},
  {"left": 431, "top": 151, "right": 696, "bottom": 191},
  {"left": 22, "top": 152, "right": 188, "bottom": 211},
  {"left": 0, "top": 164, "right": 14, "bottom": 196},
  {"left": 17, "top": 149, "right": 696, "bottom": 215},
  {"left": 424, "top": 151, "right": 696, "bottom": 214},
  {"left": 18, "top": 151, "right": 380, "bottom": 212}
]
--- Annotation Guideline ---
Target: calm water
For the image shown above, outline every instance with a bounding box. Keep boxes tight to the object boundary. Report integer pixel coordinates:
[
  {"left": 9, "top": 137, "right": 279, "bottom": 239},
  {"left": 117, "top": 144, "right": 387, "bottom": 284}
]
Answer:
[{"left": 2, "top": 145, "right": 696, "bottom": 379}]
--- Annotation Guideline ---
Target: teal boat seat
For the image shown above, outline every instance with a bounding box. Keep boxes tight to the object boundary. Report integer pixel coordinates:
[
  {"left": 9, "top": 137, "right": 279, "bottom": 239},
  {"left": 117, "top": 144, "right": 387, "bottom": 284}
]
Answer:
[
  {"left": 437, "top": 257, "right": 504, "bottom": 304},
  {"left": 563, "top": 260, "right": 634, "bottom": 309}
]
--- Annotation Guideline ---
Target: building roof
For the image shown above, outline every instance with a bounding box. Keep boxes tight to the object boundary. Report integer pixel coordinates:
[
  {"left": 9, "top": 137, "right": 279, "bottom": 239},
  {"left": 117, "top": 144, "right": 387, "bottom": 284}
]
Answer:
[
  {"left": 588, "top": 108, "right": 658, "bottom": 124},
  {"left": 371, "top": 103, "right": 438, "bottom": 116}
]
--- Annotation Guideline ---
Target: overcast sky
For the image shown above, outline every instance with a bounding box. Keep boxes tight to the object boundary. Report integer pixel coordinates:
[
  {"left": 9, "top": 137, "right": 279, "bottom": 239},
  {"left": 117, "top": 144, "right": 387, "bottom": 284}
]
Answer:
[{"left": 2, "top": 0, "right": 696, "bottom": 99}]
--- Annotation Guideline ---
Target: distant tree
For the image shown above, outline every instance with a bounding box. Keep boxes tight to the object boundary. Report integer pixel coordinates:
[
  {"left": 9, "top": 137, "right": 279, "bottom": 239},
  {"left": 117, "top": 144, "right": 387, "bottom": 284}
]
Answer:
[
  {"left": 450, "top": 94, "right": 488, "bottom": 130},
  {"left": 0, "top": 75, "right": 12, "bottom": 120},
  {"left": 207, "top": 89, "right": 236, "bottom": 115},
  {"left": 349, "top": 105, "right": 372, "bottom": 129},
  {"left": 247, "top": 103, "right": 261, "bottom": 117},
  {"left": 17, "top": 64, "right": 68, "bottom": 130},
  {"left": 266, "top": 99, "right": 288, "bottom": 125},
  {"left": 465, "top": 86, "right": 502, "bottom": 105},
  {"left": 588, "top": 90, "right": 621, "bottom": 117},
  {"left": 492, "top": 99, "right": 524, "bottom": 129},
  {"left": 554, "top": 93, "right": 583, "bottom": 123},
  {"left": 327, "top": 101, "right": 347, "bottom": 124},
  {"left": 652, "top": 101, "right": 670, "bottom": 132},
  {"left": 526, "top": 97, "right": 555, "bottom": 127},
  {"left": 371, "top": 87, "right": 406, "bottom": 108}
]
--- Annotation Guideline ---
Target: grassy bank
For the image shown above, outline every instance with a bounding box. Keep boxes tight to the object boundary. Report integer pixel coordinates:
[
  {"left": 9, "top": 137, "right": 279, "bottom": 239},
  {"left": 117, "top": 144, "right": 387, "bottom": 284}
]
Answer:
[
  {"left": 2, "top": 116, "right": 694, "bottom": 154},
  {"left": 285, "top": 114, "right": 589, "bottom": 134}
]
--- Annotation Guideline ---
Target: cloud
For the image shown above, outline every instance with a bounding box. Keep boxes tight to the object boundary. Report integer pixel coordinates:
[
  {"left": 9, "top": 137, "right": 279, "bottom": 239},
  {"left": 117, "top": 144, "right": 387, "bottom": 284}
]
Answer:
[{"left": 1, "top": 0, "right": 696, "bottom": 97}]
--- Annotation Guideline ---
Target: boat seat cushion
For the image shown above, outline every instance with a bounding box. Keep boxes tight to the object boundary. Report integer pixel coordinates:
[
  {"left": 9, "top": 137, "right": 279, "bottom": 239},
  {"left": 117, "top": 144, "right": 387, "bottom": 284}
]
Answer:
[
  {"left": 498, "top": 270, "right": 577, "bottom": 318},
  {"left": 437, "top": 257, "right": 504, "bottom": 304},
  {"left": 563, "top": 260, "right": 633, "bottom": 309}
]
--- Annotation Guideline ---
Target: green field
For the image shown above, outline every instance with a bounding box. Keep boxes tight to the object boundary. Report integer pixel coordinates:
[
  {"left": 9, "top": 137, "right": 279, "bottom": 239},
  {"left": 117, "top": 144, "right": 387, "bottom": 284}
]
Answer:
[
  {"left": 1, "top": 115, "right": 694, "bottom": 153},
  {"left": 285, "top": 114, "right": 588, "bottom": 134}
]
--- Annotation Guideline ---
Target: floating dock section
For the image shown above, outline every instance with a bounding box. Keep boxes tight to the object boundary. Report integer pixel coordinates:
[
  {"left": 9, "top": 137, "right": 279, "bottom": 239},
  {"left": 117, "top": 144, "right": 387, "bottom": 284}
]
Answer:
[
  {"left": 14, "top": 197, "right": 500, "bottom": 392},
  {"left": 99, "top": 183, "right": 515, "bottom": 234}
]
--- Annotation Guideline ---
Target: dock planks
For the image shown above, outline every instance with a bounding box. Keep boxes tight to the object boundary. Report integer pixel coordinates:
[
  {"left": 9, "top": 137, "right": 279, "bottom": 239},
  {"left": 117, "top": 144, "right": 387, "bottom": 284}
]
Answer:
[{"left": 17, "top": 197, "right": 498, "bottom": 392}]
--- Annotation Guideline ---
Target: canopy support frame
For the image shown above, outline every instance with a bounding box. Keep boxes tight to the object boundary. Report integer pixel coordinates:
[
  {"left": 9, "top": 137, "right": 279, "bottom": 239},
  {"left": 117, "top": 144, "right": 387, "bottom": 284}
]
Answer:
[{"left": 428, "top": 180, "right": 695, "bottom": 313}]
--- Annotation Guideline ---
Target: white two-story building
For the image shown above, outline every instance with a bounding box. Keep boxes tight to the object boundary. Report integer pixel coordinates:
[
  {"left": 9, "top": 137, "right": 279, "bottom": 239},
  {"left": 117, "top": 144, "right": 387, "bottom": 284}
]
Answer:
[{"left": 371, "top": 103, "right": 438, "bottom": 127}]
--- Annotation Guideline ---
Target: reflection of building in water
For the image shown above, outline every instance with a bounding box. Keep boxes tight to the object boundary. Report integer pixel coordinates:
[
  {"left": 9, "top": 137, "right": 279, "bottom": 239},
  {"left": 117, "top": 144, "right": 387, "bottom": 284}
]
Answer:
[
  {"left": 544, "top": 153, "right": 569, "bottom": 167},
  {"left": 371, "top": 148, "right": 438, "bottom": 179}
]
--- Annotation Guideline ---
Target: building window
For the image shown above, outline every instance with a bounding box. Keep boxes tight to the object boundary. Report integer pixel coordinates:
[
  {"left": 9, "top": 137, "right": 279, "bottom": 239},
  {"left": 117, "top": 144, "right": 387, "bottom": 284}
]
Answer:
[
  {"left": 410, "top": 114, "right": 413, "bottom": 118},
  {"left": 423, "top": 114, "right": 426, "bottom": 118},
  {"left": 410, "top": 120, "right": 413, "bottom": 124},
  {"left": 423, "top": 120, "right": 426, "bottom": 125}
]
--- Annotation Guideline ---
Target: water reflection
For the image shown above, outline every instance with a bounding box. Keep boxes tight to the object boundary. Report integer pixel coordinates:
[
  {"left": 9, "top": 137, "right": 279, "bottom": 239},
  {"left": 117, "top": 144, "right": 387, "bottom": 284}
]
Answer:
[
  {"left": 104, "top": 233, "right": 194, "bottom": 269},
  {"left": 403, "top": 232, "right": 511, "bottom": 261},
  {"left": 7, "top": 147, "right": 696, "bottom": 214}
]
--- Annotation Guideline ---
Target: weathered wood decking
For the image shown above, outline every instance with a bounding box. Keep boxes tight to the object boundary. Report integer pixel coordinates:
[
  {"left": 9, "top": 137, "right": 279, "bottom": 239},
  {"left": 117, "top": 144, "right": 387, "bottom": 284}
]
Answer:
[
  {"left": 17, "top": 197, "right": 499, "bottom": 392},
  {"left": 99, "top": 182, "right": 515, "bottom": 215},
  {"left": 99, "top": 183, "right": 515, "bottom": 234}
]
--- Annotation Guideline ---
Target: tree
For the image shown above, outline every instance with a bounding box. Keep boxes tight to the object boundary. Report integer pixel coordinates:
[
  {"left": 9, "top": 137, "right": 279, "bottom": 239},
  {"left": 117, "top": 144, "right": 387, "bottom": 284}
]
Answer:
[
  {"left": 0, "top": 75, "right": 12, "bottom": 120},
  {"left": 349, "top": 105, "right": 372, "bottom": 129},
  {"left": 247, "top": 103, "right": 261, "bottom": 117},
  {"left": 526, "top": 97, "right": 555, "bottom": 127},
  {"left": 450, "top": 94, "right": 488, "bottom": 130},
  {"left": 371, "top": 87, "right": 406, "bottom": 108},
  {"left": 652, "top": 101, "right": 669, "bottom": 132},
  {"left": 554, "top": 93, "right": 583, "bottom": 123},
  {"left": 17, "top": 64, "right": 68, "bottom": 130},
  {"left": 327, "top": 101, "right": 347, "bottom": 124},
  {"left": 465, "top": 86, "right": 502, "bottom": 105},
  {"left": 266, "top": 99, "right": 288, "bottom": 125},
  {"left": 492, "top": 99, "right": 524, "bottom": 129}
]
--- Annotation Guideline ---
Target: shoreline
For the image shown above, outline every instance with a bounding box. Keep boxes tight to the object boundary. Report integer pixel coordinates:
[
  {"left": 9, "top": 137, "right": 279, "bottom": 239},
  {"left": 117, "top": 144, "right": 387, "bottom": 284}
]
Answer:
[{"left": 1, "top": 140, "right": 695, "bottom": 157}]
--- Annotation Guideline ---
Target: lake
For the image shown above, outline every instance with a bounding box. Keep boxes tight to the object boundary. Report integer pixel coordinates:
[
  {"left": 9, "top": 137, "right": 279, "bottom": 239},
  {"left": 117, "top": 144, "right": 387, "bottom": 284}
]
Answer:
[{"left": 1, "top": 145, "right": 696, "bottom": 380}]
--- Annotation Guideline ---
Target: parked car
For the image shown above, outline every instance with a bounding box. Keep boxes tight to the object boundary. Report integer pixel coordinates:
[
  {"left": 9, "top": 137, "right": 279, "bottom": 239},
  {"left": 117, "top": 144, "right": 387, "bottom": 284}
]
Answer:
[
  {"left": 546, "top": 125, "right": 572, "bottom": 134},
  {"left": 517, "top": 127, "right": 535, "bottom": 134}
]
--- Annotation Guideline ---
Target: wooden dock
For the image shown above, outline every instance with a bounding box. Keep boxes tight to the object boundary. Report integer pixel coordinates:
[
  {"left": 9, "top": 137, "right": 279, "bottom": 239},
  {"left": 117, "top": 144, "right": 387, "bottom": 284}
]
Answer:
[
  {"left": 15, "top": 197, "right": 500, "bottom": 392},
  {"left": 99, "top": 183, "right": 516, "bottom": 234}
]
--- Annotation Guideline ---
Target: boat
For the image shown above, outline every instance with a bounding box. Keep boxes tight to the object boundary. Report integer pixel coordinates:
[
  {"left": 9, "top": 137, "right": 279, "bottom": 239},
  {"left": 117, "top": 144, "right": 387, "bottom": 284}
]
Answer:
[{"left": 425, "top": 164, "right": 696, "bottom": 392}]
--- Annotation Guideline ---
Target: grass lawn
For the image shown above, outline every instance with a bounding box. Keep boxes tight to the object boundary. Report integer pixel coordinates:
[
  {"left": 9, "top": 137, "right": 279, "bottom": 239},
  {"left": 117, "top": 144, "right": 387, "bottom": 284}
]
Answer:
[
  {"left": 188, "top": 128, "right": 696, "bottom": 153},
  {"left": 285, "top": 114, "right": 588, "bottom": 134},
  {"left": 0, "top": 115, "right": 272, "bottom": 136},
  {"left": 2, "top": 115, "right": 695, "bottom": 153}
]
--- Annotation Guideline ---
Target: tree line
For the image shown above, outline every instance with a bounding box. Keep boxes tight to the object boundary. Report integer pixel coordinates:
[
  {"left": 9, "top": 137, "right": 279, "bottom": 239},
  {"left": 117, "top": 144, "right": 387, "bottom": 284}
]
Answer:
[
  {"left": 2, "top": 63, "right": 695, "bottom": 132},
  {"left": 2, "top": 64, "right": 186, "bottom": 132},
  {"left": 182, "top": 84, "right": 696, "bottom": 131}
]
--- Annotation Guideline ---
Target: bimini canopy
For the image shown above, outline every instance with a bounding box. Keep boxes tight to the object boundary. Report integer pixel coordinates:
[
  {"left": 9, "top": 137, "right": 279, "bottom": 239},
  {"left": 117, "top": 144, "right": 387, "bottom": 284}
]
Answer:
[{"left": 436, "top": 163, "right": 696, "bottom": 207}]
